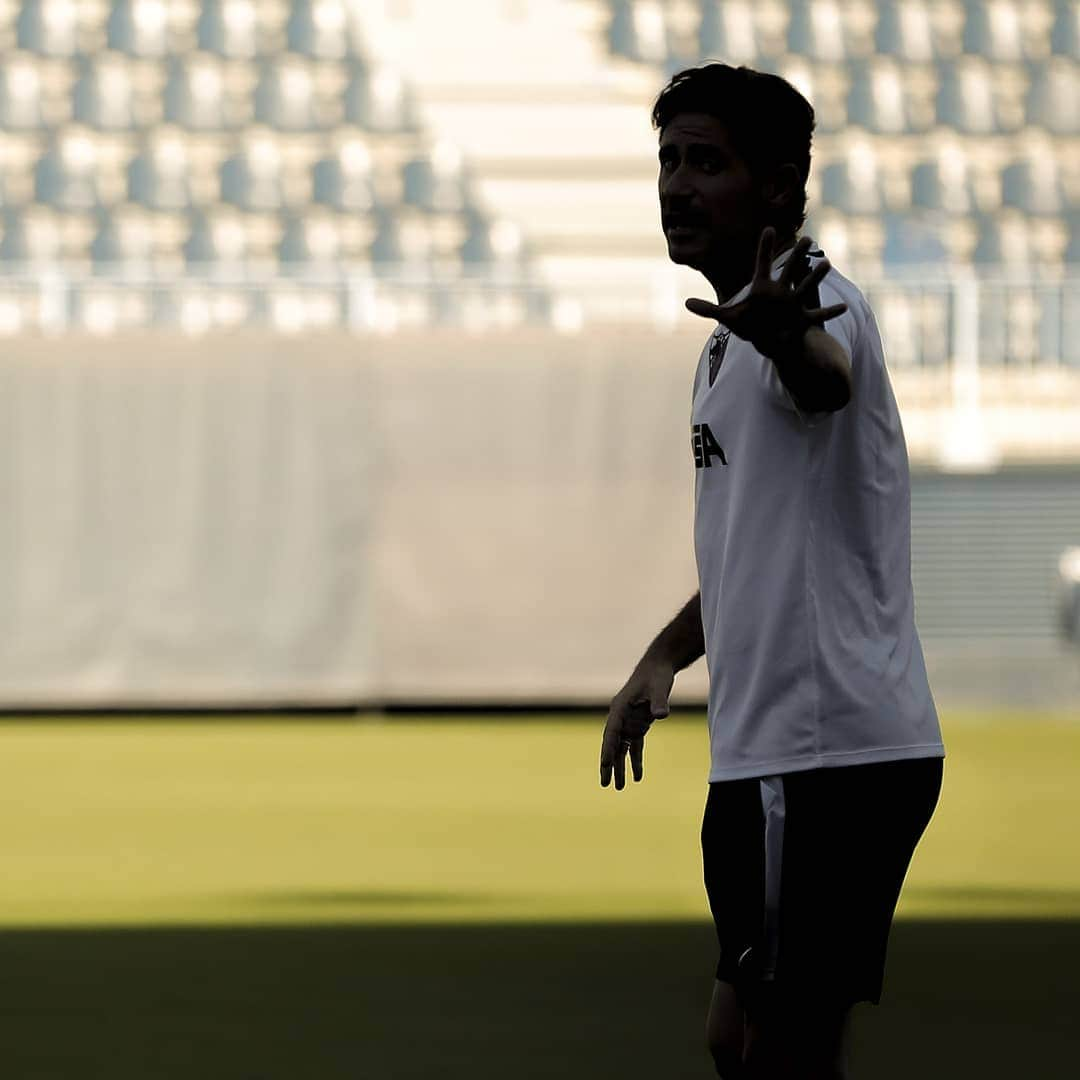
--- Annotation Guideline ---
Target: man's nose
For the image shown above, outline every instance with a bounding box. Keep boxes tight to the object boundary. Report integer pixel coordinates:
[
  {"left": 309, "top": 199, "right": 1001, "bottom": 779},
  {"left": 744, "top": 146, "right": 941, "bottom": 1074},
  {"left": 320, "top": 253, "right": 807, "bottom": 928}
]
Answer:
[{"left": 661, "top": 162, "right": 693, "bottom": 199}]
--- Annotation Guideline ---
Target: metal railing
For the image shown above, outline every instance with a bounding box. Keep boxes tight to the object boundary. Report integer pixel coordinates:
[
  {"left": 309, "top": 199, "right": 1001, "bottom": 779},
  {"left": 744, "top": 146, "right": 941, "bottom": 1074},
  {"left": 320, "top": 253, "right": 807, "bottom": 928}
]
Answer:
[{"left": 0, "top": 264, "right": 1076, "bottom": 370}]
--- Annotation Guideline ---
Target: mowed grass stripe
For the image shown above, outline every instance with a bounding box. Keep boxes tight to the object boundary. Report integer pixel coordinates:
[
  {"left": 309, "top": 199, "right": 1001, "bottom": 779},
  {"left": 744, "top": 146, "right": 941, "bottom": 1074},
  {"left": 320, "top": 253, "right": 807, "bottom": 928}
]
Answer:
[{"left": 0, "top": 711, "right": 1076, "bottom": 926}]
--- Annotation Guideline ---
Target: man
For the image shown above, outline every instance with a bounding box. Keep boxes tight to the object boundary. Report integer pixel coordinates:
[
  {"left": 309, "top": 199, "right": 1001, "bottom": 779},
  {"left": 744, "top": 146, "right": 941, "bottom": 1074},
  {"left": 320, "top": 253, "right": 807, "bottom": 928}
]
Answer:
[{"left": 599, "top": 64, "right": 945, "bottom": 1080}]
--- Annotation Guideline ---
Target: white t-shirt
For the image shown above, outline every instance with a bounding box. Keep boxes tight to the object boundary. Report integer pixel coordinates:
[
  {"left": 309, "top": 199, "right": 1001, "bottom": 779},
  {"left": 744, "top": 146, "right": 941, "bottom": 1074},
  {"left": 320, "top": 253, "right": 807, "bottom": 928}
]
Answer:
[{"left": 691, "top": 244, "right": 945, "bottom": 782}]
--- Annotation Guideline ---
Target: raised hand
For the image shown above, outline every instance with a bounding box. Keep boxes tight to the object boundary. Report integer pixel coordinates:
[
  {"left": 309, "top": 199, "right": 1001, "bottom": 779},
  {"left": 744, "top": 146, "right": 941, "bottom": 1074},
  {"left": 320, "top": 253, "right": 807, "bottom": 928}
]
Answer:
[{"left": 685, "top": 228, "right": 847, "bottom": 362}]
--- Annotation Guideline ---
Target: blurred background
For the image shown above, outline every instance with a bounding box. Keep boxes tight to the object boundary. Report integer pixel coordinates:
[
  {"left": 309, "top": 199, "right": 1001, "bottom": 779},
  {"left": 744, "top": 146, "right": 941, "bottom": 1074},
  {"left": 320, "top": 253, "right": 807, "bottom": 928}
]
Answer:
[
  {"left": 0, "top": 0, "right": 1077, "bottom": 710},
  {"left": 0, "top": 2, "right": 1077, "bottom": 1078}
]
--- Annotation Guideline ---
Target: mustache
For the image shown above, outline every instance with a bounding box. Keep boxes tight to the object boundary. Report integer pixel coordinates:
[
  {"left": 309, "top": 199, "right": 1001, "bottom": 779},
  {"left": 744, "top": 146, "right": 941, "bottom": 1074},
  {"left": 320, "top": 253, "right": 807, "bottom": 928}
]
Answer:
[{"left": 662, "top": 211, "right": 709, "bottom": 229}]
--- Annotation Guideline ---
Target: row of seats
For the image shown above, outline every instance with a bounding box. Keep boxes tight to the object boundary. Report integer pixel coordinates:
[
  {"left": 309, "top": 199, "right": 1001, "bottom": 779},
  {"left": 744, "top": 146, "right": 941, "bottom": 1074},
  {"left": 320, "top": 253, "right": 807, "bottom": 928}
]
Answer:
[
  {"left": 0, "top": 202, "right": 529, "bottom": 268},
  {"left": 0, "top": 52, "right": 418, "bottom": 133},
  {"left": 5, "top": 130, "right": 471, "bottom": 213},
  {"left": 0, "top": 201, "right": 1073, "bottom": 269},
  {"left": 0, "top": 272, "right": 1071, "bottom": 347},
  {"left": 2, "top": 49, "right": 1074, "bottom": 136},
  {"left": 816, "top": 147, "right": 1074, "bottom": 217},
  {"left": 2, "top": 0, "right": 359, "bottom": 61},
  {"left": 5, "top": 125, "right": 1075, "bottom": 216},
  {"left": 0, "top": 279, "right": 548, "bottom": 336},
  {"left": 806, "top": 207, "right": 1079, "bottom": 266},
  {"left": 612, "top": 0, "right": 1080, "bottom": 66}
]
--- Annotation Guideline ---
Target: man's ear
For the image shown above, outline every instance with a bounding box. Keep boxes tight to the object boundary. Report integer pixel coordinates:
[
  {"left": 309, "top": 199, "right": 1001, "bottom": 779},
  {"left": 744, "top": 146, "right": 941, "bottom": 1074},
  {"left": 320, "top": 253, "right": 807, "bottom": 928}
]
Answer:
[{"left": 763, "top": 163, "right": 802, "bottom": 211}]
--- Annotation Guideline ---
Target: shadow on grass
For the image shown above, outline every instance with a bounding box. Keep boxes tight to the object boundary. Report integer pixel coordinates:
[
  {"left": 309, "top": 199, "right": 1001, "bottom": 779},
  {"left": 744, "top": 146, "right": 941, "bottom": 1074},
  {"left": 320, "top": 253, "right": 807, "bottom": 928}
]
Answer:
[{"left": 0, "top": 919, "right": 1076, "bottom": 1079}]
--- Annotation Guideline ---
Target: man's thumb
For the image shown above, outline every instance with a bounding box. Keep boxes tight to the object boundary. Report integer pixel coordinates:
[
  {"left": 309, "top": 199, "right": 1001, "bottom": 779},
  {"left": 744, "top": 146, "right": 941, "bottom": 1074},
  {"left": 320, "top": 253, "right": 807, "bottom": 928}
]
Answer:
[{"left": 649, "top": 694, "right": 670, "bottom": 720}]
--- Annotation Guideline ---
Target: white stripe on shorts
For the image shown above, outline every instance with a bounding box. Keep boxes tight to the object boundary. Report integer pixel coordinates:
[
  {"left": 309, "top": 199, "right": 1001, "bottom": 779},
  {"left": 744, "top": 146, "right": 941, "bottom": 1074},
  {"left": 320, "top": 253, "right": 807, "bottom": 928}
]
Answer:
[{"left": 758, "top": 775, "right": 786, "bottom": 981}]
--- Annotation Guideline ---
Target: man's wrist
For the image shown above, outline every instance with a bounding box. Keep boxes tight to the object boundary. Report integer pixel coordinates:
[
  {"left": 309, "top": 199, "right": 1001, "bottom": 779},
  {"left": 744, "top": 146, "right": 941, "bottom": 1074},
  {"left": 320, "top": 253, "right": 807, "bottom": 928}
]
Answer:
[{"left": 770, "top": 325, "right": 848, "bottom": 414}]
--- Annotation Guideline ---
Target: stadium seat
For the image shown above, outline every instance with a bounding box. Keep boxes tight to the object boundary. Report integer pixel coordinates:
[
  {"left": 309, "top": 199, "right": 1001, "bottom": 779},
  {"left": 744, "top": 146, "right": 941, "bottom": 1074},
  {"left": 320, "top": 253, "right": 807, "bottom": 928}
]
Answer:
[
  {"left": 819, "top": 140, "right": 887, "bottom": 214},
  {"left": 183, "top": 205, "right": 248, "bottom": 267},
  {"left": 16, "top": 0, "right": 78, "bottom": 57},
  {"left": 311, "top": 138, "right": 377, "bottom": 213},
  {"left": 962, "top": 0, "right": 1026, "bottom": 60},
  {"left": 401, "top": 142, "right": 470, "bottom": 214},
  {"left": 786, "top": 0, "right": 848, "bottom": 61},
  {"left": 0, "top": 52, "right": 45, "bottom": 130},
  {"left": 219, "top": 130, "right": 286, "bottom": 211},
  {"left": 1017, "top": 0, "right": 1058, "bottom": 57},
  {"left": 89, "top": 203, "right": 155, "bottom": 268},
  {"left": 460, "top": 208, "right": 524, "bottom": 269},
  {"left": 607, "top": 0, "right": 669, "bottom": 64},
  {"left": 804, "top": 210, "right": 852, "bottom": 268},
  {"left": 1026, "top": 57, "right": 1079, "bottom": 133},
  {"left": 874, "top": 0, "right": 937, "bottom": 61},
  {"left": 253, "top": 56, "right": 318, "bottom": 131},
  {"left": 286, "top": 0, "right": 353, "bottom": 60},
  {"left": 1001, "top": 152, "right": 1067, "bottom": 215},
  {"left": 369, "top": 207, "right": 439, "bottom": 268},
  {"left": 839, "top": 0, "right": 880, "bottom": 58},
  {"left": 368, "top": 208, "right": 403, "bottom": 266},
  {"left": 1050, "top": 0, "right": 1080, "bottom": 55},
  {"left": 127, "top": 127, "right": 193, "bottom": 211},
  {"left": 34, "top": 128, "right": 100, "bottom": 210},
  {"left": 882, "top": 211, "right": 950, "bottom": 264},
  {"left": 805, "top": 210, "right": 886, "bottom": 273},
  {"left": 1028, "top": 214, "right": 1070, "bottom": 265},
  {"left": 972, "top": 209, "right": 1034, "bottom": 264},
  {"left": 106, "top": 0, "right": 169, "bottom": 58},
  {"left": 936, "top": 57, "right": 998, "bottom": 133},
  {"left": 197, "top": 0, "right": 258, "bottom": 59},
  {"left": 277, "top": 208, "right": 342, "bottom": 267},
  {"left": 775, "top": 57, "right": 848, "bottom": 133},
  {"left": 0, "top": 204, "right": 63, "bottom": 264},
  {"left": 846, "top": 57, "right": 910, "bottom": 134},
  {"left": 163, "top": 53, "right": 231, "bottom": 130},
  {"left": 910, "top": 143, "right": 976, "bottom": 214},
  {"left": 72, "top": 53, "right": 137, "bottom": 130},
  {"left": 697, "top": 0, "right": 759, "bottom": 64},
  {"left": 343, "top": 60, "right": 415, "bottom": 132},
  {"left": 1065, "top": 211, "right": 1080, "bottom": 262}
]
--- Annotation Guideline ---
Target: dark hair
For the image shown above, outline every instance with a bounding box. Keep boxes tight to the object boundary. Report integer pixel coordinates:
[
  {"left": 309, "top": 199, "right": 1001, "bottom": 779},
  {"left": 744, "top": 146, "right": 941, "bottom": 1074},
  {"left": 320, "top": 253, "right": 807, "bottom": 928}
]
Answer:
[{"left": 651, "top": 63, "right": 815, "bottom": 236}]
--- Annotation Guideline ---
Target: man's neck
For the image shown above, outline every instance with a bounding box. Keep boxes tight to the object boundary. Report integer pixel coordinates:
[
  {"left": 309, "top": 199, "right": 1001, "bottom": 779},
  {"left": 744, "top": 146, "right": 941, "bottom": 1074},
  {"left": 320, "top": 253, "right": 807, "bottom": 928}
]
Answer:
[{"left": 708, "top": 233, "right": 797, "bottom": 304}]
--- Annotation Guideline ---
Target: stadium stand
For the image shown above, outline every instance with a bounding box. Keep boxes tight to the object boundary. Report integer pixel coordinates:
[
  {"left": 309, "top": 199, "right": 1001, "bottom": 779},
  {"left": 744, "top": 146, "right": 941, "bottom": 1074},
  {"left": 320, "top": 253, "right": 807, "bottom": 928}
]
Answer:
[{"left": 0, "top": 0, "right": 1073, "bottom": 340}]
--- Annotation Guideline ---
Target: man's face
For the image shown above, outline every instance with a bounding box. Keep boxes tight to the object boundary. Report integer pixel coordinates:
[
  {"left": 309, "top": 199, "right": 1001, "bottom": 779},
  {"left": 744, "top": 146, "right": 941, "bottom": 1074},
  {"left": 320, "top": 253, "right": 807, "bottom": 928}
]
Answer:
[{"left": 657, "top": 113, "right": 763, "bottom": 273}]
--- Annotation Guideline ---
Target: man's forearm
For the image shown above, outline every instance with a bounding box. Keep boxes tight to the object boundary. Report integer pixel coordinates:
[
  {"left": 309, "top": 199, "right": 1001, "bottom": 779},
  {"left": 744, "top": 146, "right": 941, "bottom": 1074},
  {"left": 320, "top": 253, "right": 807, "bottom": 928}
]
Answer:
[
  {"left": 640, "top": 592, "right": 705, "bottom": 673},
  {"left": 770, "top": 325, "right": 853, "bottom": 414}
]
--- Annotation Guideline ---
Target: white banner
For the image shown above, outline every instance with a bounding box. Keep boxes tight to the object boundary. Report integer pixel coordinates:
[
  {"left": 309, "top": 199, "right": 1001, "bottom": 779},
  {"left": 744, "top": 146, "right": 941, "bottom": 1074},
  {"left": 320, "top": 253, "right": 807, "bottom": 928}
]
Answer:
[{"left": 0, "top": 329, "right": 710, "bottom": 707}]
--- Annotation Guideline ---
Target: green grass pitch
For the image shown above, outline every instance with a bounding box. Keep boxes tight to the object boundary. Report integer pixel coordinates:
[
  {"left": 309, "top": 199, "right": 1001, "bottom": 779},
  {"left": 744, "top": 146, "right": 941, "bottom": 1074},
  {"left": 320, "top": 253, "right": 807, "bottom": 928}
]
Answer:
[{"left": 0, "top": 710, "right": 1076, "bottom": 1078}]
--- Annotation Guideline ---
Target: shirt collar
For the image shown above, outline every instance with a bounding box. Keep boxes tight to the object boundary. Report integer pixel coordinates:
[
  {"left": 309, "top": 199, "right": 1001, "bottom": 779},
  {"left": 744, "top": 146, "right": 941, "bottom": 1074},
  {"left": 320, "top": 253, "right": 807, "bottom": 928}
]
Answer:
[{"left": 720, "top": 236, "right": 819, "bottom": 308}]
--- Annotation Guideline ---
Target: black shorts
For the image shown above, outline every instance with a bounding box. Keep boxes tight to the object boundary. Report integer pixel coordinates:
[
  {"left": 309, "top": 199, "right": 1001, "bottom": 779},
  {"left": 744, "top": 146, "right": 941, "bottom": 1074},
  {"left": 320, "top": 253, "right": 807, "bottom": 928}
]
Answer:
[{"left": 701, "top": 756, "right": 943, "bottom": 1014}]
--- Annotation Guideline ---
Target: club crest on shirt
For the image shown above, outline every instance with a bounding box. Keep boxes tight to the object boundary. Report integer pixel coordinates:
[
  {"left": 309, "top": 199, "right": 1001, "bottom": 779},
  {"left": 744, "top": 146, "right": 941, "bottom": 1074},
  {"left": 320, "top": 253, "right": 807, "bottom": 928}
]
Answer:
[{"left": 692, "top": 423, "right": 727, "bottom": 468}]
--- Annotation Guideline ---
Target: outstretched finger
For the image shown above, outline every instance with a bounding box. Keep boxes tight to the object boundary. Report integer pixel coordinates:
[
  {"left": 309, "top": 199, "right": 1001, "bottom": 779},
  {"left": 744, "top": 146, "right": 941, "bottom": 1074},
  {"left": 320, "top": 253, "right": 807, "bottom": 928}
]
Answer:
[
  {"left": 778, "top": 235, "right": 814, "bottom": 289},
  {"left": 794, "top": 257, "right": 831, "bottom": 297},
  {"left": 753, "top": 226, "right": 776, "bottom": 283},
  {"left": 629, "top": 736, "right": 645, "bottom": 783},
  {"left": 805, "top": 302, "right": 848, "bottom": 324},
  {"left": 685, "top": 297, "right": 724, "bottom": 321}
]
